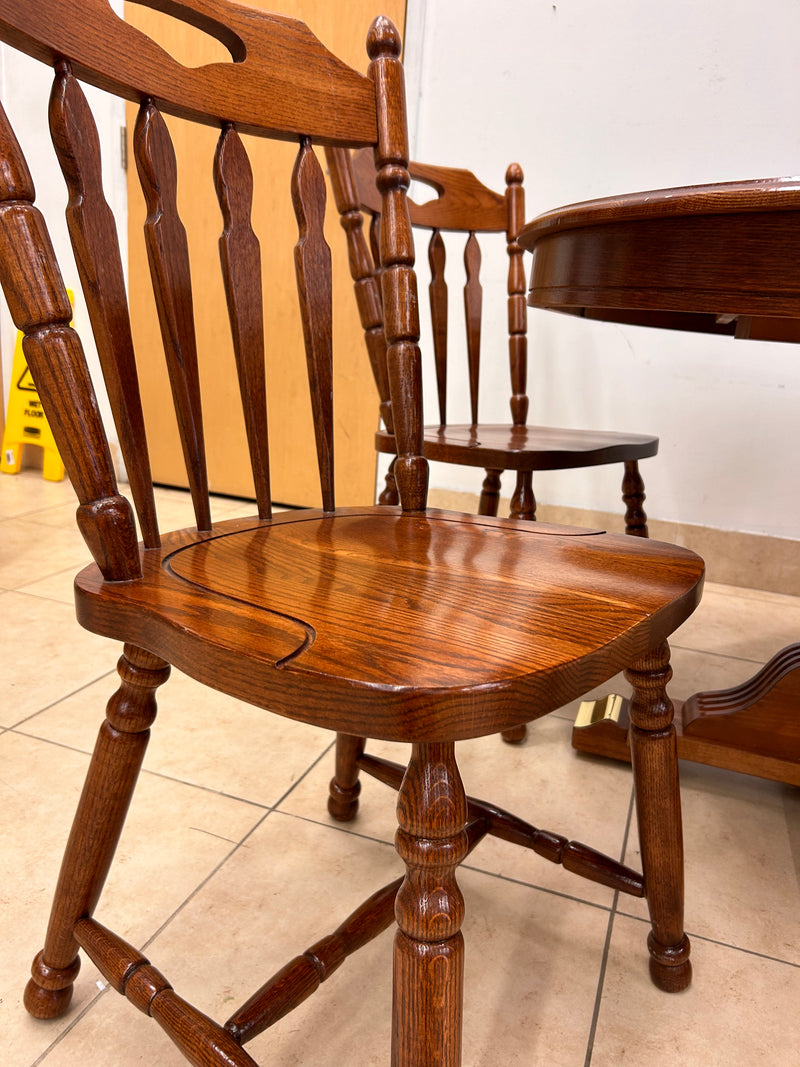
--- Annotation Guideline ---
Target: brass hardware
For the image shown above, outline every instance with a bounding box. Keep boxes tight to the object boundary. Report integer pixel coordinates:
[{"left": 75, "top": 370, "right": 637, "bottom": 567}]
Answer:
[{"left": 574, "top": 693, "right": 625, "bottom": 729}]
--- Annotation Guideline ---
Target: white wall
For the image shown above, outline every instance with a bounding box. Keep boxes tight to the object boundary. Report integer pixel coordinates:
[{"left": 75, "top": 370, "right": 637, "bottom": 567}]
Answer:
[
  {"left": 401, "top": 0, "right": 800, "bottom": 538},
  {"left": 0, "top": 0, "right": 127, "bottom": 468}
]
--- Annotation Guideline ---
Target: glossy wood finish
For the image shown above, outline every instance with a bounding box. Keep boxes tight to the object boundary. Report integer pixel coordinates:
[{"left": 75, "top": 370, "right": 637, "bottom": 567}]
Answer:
[
  {"left": 522, "top": 176, "right": 800, "bottom": 337},
  {"left": 0, "top": 2, "right": 704, "bottom": 1062},
  {"left": 521, "top": 178, "right": 800, "bottom": 785},
  {"left": 329, "top": 146, "right": 658, "bottom": 531}
]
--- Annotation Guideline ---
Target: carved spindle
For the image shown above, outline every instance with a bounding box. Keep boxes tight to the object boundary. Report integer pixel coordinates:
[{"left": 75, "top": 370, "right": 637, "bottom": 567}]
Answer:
[
  {"left": 625, "top": 642, "right": 691, "bottom": 992},
  {"left": 359, "top": 751, "right": 645, "bottom": 896},
  {"left": 509, "top": 470, "right": 536, "bottom": 520},
  {"left": 478, "top": 468, "right": 502, "bottom": 516},
  {"left": 0, "top": 100, "right": 140, "bottom": 580},
  {"left": 622, "top": 460, "right": 649, "bottom": 536},
  {"left": 226, "top": 877, "right": 401, "bottom": 1044},
  {"left": 214, "top": 124, "right": 272, "bottom": 520},
  {"left": 393, "top": 743, "right": 468, "bottom": 1067},
  {"left": 226, "top": 815, "right": 491, "bottom": 1047},
  {"left": 25, "top": 646, "right": 170, "bottom": 1019},
  {"left": 73, "top": 919, "right": 259, "bottom": 1067},
  {"left": 368, "top": 17, "right": 428, "bottom": 513},
  {"left": 463, "top": 231, "right": 482, "bottom": 427},
  {"left": 429, "top": 229, "right": 448, "bottom": 427},
  {"left": 505, "top": 162, "right": 528, "bottom": 426},
  {"left": 292, "top": 137, "right": 335, "bottom": 513},
  {"left": 325, "top": 146, "right": 393, "bottom": 435},
  {"left": 134, "top": 99, "right": 211, "bottom": 532},
  {"left": 328, "top": 733, "right": 365, "bottom": 821},
  {"left": 368, "top": 212, "right": 381, "bottom": 273},
  {"left": 50, "top": 61, "right": 160, "bottom": 548}
]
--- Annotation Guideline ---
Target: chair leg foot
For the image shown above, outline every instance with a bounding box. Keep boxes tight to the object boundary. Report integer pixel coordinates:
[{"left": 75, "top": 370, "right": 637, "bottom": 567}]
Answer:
[
  {"left": 327, "top": 777, "right": 362, "bottom": 821},
  {"left": 327, "top": 733, "right": 364, "bottom": 821},
  {"left": 648, "top": 932, "right": 692, "bottom": 992},
  {"left": 500, "top": 724, "right": 527, "bottom": 744},
  {"left": 24, "top": 951, "right": 81, "bottom": 1019}
]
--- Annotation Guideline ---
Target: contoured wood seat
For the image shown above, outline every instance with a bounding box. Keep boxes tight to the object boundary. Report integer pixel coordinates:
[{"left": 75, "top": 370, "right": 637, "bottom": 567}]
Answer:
[
  {"left": 330, "top": 147, "right": 659, "bottom": 530},
  {"left": 0, "top": 1, "right": 703, "bottom": 1063}
]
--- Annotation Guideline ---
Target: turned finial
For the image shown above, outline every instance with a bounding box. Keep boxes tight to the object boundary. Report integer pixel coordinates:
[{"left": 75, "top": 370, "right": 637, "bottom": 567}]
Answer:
[
  {"left": 367, "top": 16, "right": 401, "bottom": 60},
  {"left": 506, "top": 162, "right": 524, "bottom": 186}
]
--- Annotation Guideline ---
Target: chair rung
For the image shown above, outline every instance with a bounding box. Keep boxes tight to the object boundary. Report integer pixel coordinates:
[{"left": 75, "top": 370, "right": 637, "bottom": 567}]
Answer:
[
  {"left": 225, "top": 876, "right": 402, "bottom": 1045},
  {"left": 73, "top": 917, "right": 259, "bottom": 1067},
  {"left": 358, "top": 753, "right": 645, "bottom": 897},
  {"left": 224, "top": 816, "right": 492, "bottom": 1046}
]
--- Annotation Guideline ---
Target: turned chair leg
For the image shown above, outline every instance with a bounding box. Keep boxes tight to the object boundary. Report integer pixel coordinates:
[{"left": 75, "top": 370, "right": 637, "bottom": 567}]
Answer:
[
  {"left": 379, "top": 457, "right": 401, "bottom": 506},
  {"left": 24, "top": 645, "right": 170, "bottom": 1019},
  {"left": 393, "top": 742, "right": 468, "bottom": 1067},
  {"left": 328, "top": 733, "right": 365, "bottom": 821},
  {"left": 622, "top": 460, "right": 649, "bottom": 537},
  {"left": 626, "top": 641, "right": 691, "bottom": 992},
  {"left": 509, "top": 469, "right": 536, "bottom": 522},
  {"left": 478, "top": 469, "right": 502, "bottom": 517}
]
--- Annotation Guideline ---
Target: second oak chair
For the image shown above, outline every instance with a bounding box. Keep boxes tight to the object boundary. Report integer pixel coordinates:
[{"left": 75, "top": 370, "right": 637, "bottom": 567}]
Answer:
[{"left": 329, "top": 146, "right": 659, "bottom": 533}]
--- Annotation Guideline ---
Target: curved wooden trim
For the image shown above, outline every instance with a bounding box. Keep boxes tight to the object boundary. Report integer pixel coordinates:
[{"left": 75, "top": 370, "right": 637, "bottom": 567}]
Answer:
[{"left": 0, "top": 0, "right": 377, "bottom": 144}]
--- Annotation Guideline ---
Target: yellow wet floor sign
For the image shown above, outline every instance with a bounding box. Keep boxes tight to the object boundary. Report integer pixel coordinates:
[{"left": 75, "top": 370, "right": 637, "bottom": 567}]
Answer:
[{"left": 1, "top": 316, "right": 67, "bottom": 483}]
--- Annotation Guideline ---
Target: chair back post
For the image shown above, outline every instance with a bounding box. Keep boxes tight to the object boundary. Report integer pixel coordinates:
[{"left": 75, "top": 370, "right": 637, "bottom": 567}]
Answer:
[
  {"left": 367, "top": 18, "right": 428, "bottom": 512},
  {"left": 0, "top": 99, "right": 141, "bottom": 580},
  {"left": 505, "top": 162, "right": 529, "bottom": 427},
  {"left": 325, "top": 146, "right": 394, "bottom": 436}
]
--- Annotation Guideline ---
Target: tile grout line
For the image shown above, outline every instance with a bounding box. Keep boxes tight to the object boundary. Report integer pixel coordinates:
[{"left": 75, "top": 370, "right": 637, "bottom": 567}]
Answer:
[
  {"left": 614, "top": 905, "right": 800, "bottom": 970},
  {"left": 8, "top": 669, "right": 119, "bottom": 731},
  {"left": 583, "top": 784, "right": 636, "bottom": 1067}
]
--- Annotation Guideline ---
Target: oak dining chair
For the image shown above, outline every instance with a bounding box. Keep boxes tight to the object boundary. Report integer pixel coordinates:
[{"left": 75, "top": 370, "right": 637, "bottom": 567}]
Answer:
[
  {"left": 328, "top": 146, "right": 658, "bottom": 533},
  {"left": 1, "top": 2, "right": 703, "bottom": 1064}
]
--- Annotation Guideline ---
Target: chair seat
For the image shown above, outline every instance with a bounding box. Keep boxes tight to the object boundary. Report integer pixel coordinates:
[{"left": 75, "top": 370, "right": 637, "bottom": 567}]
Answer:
[
  {"left": 75, "top": 507, "right": 702, "bottom": 741},
  {"left": 376, "top": 424, "right": 659, "bottom": 471}
]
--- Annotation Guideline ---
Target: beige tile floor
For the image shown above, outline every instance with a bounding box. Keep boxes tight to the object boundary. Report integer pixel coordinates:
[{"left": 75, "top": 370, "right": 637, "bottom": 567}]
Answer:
[{"left": 2, "top": 470, "right": 798, "bottom": 1065}]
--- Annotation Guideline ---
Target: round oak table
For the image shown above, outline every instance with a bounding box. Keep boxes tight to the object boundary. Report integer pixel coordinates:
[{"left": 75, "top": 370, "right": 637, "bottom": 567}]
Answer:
[{"left": 519, "top": 177, "right": 800, "bottom": 786}]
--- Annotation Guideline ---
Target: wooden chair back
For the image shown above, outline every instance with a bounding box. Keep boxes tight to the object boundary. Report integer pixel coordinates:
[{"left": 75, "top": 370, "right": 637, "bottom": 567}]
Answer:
[
  {"left": 0, "top": 0, "right": 426, "bottom": 584},
  {"left": 328, "top": 146, "right": 528, "bottom": 436}
]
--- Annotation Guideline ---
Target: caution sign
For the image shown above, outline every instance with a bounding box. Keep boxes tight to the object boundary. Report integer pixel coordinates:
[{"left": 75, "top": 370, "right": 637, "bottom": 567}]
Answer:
[{"left": 1, "top": 316, "right": 67, "bottom": 482}]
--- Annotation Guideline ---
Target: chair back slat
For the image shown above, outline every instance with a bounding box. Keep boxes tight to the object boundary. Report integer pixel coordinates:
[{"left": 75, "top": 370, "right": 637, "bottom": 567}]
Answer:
[
  {"left": 505, "top": 163, "right": 528, "bottom": 426},
  {"left": 0, "top": 99, "right": 141, "bottom": 579},
  {"left": 292, "top": 138, "right": 334, "bottom": 513},
  {"left": 462, "top": 232, "right": 481, "bottom": 426},
  {"left": 325, "top": 145, "right": 392, "bottom": 435},
  {"left": 134, "top": 99, "right": 211, "bottom": 532},
  {"left": 427, "top": 230, "right": 448, "bottom": 428},
  {"left": 50, "top": 61, "right": 161, "bottom": 547},
  {"left": 0, "top": 3, "right": 426, "bottom": 572},
  {"left": 337, "top": 147, "right": 530, "bottom": 439},
  {"left": 214, "top": 124, "right": 271, "bottom": 520}
]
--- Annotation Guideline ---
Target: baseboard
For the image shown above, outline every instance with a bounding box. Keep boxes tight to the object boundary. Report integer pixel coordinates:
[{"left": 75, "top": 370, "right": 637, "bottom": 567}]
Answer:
[{"left": 426, "top": 488, "right": 800, "bottom": 597}]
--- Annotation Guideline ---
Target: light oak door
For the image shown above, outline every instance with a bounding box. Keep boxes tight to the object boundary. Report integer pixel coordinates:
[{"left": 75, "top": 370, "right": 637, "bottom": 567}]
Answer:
[{"left": 125, "top": 0, "right": 406, "bottom": 507}]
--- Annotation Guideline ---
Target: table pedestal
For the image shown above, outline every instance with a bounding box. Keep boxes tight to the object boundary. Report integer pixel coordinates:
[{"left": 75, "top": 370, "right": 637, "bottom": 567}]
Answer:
[{"left": 574, "top": 644, "right": 800, "bottom": 785}]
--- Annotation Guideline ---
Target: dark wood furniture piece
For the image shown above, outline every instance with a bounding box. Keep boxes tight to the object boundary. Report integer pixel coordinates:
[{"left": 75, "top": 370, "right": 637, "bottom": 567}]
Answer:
[
  {"left": 520, "top": 178, "right": 800, "bottom": 787},
  {"left": 1, "top": 2, "right": 704, "bottom": 1063},
  {"left": 330, "top": 147, "right": 658, "bottom": 530}
]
